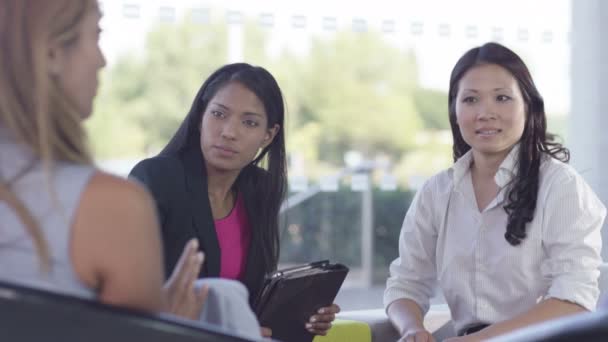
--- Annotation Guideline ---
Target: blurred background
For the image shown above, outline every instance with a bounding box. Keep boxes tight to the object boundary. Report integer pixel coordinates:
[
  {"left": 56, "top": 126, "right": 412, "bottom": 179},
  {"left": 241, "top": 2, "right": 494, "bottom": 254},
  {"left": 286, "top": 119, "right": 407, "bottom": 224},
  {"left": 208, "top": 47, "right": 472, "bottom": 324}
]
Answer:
[{"left": 91, "top": 0, "right": 604, "bottom": 311}]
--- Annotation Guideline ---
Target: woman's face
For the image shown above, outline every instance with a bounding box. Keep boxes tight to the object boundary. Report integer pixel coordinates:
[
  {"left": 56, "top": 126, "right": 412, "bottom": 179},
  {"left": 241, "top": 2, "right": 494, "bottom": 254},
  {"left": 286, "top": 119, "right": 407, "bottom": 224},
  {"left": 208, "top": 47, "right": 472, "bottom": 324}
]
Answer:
[
  {"left": 49, "top": 7, "right": 106, "bottom": 119},
  {"left": 454, "top": 63, "right": 527, "bottom": 160},
  {"left": 200, "top": 81, "right": 279, "bottom": 173}
]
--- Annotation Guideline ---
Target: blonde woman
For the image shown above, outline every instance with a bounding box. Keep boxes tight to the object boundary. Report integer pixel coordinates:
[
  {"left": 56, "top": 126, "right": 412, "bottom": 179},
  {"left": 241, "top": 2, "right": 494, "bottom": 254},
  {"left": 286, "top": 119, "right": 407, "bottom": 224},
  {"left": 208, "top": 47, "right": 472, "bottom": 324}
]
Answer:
[
  {"left": 0, "top": 2, "right": 265, "bottom": 339},
  {"left": 0, "top": 0, "right": 164, "bottom": 312}
]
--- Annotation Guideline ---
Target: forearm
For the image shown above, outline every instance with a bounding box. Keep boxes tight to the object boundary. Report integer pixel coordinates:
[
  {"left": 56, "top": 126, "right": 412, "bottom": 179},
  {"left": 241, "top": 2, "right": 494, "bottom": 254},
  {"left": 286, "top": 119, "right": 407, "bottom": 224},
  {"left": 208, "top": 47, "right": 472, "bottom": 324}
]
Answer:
[
  {"left": 474, "top": 298, "right": 586, "bottom": 339},
  {"left": 387, "top": 298, "right": 427, "bottom": 335}
]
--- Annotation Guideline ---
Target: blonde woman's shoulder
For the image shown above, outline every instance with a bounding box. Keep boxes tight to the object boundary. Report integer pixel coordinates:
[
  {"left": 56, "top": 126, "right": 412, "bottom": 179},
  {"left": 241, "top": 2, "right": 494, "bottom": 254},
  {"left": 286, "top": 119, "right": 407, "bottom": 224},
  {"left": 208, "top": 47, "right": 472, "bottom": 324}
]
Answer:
[
  {"left": 71, "top": 170, "right": 164, "bottom": 312},
  {"left": 85, "top": 171, "right": 156, "bottom": 209}
]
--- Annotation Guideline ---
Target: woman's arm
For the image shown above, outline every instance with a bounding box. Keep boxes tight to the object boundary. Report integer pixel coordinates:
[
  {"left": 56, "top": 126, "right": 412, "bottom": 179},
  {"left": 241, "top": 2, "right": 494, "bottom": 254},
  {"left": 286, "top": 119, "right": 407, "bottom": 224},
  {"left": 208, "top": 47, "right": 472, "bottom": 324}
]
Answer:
[
  {"left": 385, "top": 178, "right": 441, "bottom": 341},
  {"left": 388, "top": 299, "right": 435, "bottom": 342},
  {"left": 453, "top": 167, "right": 606, "bottom": 341},
  {"left": 461, "top": 299, "right": 584, "bottom": 341},
  {"left": 71, "top": 172, "right": 165, "bottom": 312}
]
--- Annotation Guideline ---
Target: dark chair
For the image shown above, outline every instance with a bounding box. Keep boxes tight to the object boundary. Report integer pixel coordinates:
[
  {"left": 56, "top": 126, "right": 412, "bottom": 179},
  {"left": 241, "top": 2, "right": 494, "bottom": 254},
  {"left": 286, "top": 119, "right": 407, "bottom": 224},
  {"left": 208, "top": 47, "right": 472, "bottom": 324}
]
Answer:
[
  {"left": 0, "top": 280, "right": 260, "bottom": 342},
  {"left": 490, "top": 310, "right": 608, "bottom": 342}
]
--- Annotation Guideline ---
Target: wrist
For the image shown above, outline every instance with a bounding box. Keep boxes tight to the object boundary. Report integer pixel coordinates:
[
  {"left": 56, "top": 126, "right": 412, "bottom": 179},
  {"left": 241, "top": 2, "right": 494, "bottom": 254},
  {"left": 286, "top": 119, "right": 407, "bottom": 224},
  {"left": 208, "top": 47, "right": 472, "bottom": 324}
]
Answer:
[{"left": 402, "top": 325, "right": 427, "bottom": 336}]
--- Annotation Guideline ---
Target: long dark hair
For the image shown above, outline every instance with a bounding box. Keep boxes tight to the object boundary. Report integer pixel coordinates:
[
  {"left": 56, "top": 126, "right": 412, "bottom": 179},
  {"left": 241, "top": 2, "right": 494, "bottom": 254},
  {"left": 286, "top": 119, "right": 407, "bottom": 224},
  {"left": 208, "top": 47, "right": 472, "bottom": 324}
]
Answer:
[
  {"left": 161, "top": 63, "right": 287, "bottom": 274},
  {"left": 448, "top": 42, "right": 569, "bottom": 246}
]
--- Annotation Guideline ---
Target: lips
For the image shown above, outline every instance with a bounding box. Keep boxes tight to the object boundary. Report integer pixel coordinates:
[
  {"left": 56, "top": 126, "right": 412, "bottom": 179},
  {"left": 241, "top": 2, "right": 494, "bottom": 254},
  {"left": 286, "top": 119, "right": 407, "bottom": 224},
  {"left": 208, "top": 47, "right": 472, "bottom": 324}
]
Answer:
[
  {"left": 475, "top": 128, "right": 502, "bottom": 136},
  {"left": 213, "top": 145, "right": 238, "bottom": 154}
]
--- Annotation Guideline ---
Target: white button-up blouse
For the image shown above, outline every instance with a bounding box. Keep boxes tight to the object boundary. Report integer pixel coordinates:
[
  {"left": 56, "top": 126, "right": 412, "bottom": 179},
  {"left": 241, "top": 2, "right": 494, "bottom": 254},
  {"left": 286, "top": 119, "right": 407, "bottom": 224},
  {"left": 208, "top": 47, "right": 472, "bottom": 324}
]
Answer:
[{"left": 384, "top": 146, "right": 606, "bottom": 333}]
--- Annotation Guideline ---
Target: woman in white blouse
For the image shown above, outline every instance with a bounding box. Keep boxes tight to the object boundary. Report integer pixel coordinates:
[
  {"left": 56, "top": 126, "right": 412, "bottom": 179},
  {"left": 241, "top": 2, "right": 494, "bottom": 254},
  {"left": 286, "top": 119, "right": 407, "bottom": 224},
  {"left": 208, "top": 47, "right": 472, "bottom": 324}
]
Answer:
[{"left": 384, "top": 42, "right": 606, "bottom": 342}]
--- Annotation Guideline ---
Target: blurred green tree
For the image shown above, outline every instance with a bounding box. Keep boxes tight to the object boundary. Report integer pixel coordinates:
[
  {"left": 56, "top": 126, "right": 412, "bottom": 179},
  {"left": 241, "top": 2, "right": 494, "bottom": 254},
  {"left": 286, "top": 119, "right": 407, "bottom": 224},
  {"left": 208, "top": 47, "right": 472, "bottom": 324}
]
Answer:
[
  {"left": 87, "top": 19, "right": 229, "bottom": 158},
  {"left": 87, "top": 17, "right": 448, "bottom": 179},
  {"left": 414, "top": 87, "right": 449, "bottom": 130},
  {"left": 277, "top": 31, "right": 428, "bottom": 169}
]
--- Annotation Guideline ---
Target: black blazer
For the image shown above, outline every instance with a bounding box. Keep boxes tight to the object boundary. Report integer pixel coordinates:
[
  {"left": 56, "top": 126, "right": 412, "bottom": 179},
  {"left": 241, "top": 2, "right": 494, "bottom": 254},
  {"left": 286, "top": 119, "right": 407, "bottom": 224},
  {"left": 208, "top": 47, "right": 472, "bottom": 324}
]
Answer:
[{"left": 129, "top": 147, "right": 267, "bottom": 304}]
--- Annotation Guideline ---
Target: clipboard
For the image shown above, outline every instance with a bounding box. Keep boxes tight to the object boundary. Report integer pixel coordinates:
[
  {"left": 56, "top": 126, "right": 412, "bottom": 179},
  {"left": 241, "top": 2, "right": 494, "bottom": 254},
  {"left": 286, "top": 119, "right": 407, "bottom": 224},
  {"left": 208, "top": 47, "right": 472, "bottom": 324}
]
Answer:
[{"left": 253, "top": 260, "right": 349, "bottom": 342}]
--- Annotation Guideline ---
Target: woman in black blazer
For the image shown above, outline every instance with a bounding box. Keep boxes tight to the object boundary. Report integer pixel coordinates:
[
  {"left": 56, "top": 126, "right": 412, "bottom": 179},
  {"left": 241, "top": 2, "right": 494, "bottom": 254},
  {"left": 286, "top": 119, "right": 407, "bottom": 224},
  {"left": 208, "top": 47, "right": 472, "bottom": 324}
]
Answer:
[{"left": 130, "top": 63, "right": 338, "bottom": 337}]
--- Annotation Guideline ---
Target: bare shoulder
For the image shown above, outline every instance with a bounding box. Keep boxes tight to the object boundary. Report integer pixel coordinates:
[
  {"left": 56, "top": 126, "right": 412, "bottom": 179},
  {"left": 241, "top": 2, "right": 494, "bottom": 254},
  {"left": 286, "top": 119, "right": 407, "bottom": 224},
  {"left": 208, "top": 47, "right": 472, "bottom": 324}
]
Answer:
[
  {"left": 85, "top": 171, "right": 154, "bottom": 206},
  {"left": 74, "top": 170, "right": 160, "bottom": 241},
  {"left": 73, "top": 170, "right": 160, "bottom": 257},
  {"left": 71, "top": 171, "right": 164, "bottom": 311}
]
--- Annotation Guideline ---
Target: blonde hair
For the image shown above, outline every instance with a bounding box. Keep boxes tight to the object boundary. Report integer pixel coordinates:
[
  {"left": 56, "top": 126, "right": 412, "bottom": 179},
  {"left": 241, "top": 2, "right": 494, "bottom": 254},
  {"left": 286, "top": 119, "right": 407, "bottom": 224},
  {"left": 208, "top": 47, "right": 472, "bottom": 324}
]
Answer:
[{"left": 0, "top": 0, "right": 98, "bottom": 271}]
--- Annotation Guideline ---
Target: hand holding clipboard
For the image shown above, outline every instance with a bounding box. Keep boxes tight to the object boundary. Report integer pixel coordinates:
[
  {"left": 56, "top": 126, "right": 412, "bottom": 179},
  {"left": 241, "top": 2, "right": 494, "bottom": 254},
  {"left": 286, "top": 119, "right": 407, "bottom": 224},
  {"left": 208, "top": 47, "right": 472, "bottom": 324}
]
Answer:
[{"left": 253, "top": 260, "right": 349, "bottom": 342}]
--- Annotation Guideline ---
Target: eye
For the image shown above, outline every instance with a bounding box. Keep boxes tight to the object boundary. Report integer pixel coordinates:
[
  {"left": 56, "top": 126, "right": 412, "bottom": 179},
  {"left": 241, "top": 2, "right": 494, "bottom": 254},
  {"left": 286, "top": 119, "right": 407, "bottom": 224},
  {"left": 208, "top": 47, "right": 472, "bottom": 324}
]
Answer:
[
  {"left": 211, "top": 110, "right": 225, "bottom": 118},
  {"left": 496, "top": 94, "right": 512, "bottom": 102},
  {"left": 462, "top": 96, "right": 477, "bottom": 104},
  {"left": 243, "top": 119, "right": 259, "bottom": 127}
]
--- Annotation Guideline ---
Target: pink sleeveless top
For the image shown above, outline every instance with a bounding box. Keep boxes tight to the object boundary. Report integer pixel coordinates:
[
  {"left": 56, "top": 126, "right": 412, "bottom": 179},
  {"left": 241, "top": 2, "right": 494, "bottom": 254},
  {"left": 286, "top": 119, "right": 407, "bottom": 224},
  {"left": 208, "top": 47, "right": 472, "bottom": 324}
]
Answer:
[{"left": 214, "top": 194, "right": 251, "bottom": 280}]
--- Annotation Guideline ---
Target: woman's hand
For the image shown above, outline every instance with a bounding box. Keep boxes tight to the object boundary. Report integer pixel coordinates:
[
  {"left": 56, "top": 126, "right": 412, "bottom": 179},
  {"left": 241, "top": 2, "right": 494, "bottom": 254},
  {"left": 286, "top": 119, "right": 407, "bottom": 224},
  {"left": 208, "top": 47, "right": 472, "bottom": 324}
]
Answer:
[
  {"left": 163, "top": 238, "right": 208, "bottom": 320},
  {"left": 260, "top": 326, "right": 272, "bottom": 338},
  {"left": 305, "top": 303, "right": 341, "bottom": 335},
  {"left": 444, "top": 336, "right": 477, "bottom": 342},
  {"left": 398, "top": 328, "right": 436, "bottom": 342}
]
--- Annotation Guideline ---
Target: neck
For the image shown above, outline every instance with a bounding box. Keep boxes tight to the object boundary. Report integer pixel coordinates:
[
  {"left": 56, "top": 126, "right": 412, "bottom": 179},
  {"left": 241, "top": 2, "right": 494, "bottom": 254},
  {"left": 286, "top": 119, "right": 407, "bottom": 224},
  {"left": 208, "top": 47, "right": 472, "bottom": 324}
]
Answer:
[
  {"left": 205, "top": 164, "right": 240, "bottom": 204},
  {"left": 471, "top": 149, "right": 511, "bottom": 179}
]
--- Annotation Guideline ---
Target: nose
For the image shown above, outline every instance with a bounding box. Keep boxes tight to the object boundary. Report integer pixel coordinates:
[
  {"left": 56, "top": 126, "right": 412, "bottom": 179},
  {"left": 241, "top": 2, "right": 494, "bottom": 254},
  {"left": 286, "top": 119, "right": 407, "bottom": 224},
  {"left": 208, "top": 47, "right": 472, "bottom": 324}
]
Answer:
[
  {"left": 476, "top": 99, "right": 496, "bottom": 121},
  {"left": 97, "top": 45, "right": 107, "bottom": 69},
  {"left": 221, "top": 118, "right": 238, "bottom": 140}
]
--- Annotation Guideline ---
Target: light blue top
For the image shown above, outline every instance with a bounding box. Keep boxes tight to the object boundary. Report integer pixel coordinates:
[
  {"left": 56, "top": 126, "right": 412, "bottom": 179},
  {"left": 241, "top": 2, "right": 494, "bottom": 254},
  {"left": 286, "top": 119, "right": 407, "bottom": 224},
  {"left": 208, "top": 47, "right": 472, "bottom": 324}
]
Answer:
[{"left": 0, "top": 127, "right": 96, "bottom": 299}]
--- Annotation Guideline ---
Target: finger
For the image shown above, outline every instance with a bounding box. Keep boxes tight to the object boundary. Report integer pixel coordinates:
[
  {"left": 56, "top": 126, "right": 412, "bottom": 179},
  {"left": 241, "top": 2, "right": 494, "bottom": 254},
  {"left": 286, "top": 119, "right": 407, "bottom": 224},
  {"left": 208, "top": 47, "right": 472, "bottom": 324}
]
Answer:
[
  {"left": 310, "top": 313, "right": 335, "bottom": 323},
  {"left": 306, "top": 323, "right": 331, "bottom": 336},
  {"left": 308, "top": 330, "right": 328, "bottom": 336},
  {"left": 185, "top": 252, "right": 204, "bottom": 291},
  {"left": 196, "top": 283, "right": 209, "bottom": 307},
  {"left": 197, "top": 250, "right": 206, "bottom": 269},
  {"left": 183, "top": 283, "right": 208, "bottom": 319},
  {"left": 307, "top": 322, "right": 332, "bottom": 331},
  {"left": 260, "top": 327, "right": 272, "bottom": 337},
  {"left": 317, "top": 304, "right": 340, "bottom": 314},
  {"left": 175, "top": 248, "right": 202, "bottom": 297},
  {"left": 168, "top": 239, "right": 197, "bottom": 285},
  {"left": 168, "top": 255, "right": 201, "bottom": 309},
  {"left": 414, "top": 332, "right": 430, "bottom": 342},
  {"left": 307, "top": 327, "right": 327, "bottom": 335}
]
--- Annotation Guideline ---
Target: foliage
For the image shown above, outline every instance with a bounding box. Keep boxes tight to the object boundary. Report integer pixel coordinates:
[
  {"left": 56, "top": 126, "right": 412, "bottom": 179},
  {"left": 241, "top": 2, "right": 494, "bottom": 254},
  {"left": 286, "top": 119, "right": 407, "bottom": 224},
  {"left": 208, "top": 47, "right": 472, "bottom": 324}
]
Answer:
[
  {"left": 283, "top": 31, "right": 424, "bottom": 165},
  {"left": 414, "top": 88, "right": 449, "bottom": 130},
  {"left": 87, "top": 20, "right": 447, "bottom": 170},
  {"left": 87, "top": 20, "right": 229, "bottom": 157}
]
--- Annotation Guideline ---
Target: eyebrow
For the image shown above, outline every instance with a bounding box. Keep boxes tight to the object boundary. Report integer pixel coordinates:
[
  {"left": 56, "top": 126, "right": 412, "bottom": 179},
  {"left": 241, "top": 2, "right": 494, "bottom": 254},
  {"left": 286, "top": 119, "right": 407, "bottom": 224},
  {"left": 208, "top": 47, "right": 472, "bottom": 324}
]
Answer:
[
  {"left": 462, "top": 87, "right": 513, "bottom": 93},
  {"left": 210, "top": 102, "right": 263, "bottom": 117},
  {"left": 210, "top": 102, "right": 229, "bottom": 110}
]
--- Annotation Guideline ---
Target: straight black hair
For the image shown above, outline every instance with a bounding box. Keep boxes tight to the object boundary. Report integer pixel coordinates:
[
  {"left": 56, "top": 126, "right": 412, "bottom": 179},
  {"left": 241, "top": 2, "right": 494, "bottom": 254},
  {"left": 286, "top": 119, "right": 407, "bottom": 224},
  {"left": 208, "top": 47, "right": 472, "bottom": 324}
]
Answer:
[{"left": 161, "top": 63, "right": 287, "bottom": 277}]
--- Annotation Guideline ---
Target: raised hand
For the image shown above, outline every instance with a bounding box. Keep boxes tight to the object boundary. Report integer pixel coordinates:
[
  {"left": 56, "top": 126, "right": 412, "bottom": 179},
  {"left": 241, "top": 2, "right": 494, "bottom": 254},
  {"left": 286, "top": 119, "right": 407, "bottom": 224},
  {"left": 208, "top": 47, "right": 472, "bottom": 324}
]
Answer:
[{"left": 163, "top": 238, "right": 208, "bottom": 320}]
